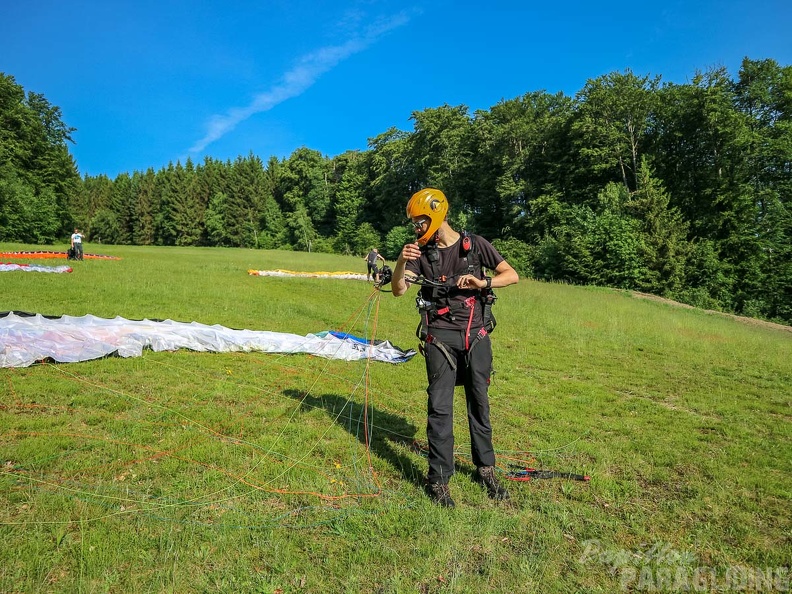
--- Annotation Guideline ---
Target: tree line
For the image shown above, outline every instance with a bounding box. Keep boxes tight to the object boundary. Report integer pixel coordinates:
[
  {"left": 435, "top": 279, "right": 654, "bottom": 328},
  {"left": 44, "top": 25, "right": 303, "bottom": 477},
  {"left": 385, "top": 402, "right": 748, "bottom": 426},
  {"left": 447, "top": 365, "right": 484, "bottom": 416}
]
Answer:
[{"left": 0, "top": 58, "right": 790, "bottom": 323}]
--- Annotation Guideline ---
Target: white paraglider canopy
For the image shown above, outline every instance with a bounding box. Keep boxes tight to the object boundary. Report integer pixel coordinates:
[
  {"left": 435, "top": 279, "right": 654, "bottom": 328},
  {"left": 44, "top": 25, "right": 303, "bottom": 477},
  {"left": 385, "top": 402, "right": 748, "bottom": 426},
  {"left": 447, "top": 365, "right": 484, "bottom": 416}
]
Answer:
[{"left": 0, "top": 312, "right": 416, "bottom": 368}]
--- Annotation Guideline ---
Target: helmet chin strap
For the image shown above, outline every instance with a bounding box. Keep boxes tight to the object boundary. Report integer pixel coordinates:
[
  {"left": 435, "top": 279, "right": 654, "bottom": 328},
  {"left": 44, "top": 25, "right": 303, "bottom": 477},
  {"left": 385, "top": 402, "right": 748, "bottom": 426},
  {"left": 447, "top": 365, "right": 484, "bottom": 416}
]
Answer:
[{"left": 418, "top": 230, "right": 439, "bottom": 247}]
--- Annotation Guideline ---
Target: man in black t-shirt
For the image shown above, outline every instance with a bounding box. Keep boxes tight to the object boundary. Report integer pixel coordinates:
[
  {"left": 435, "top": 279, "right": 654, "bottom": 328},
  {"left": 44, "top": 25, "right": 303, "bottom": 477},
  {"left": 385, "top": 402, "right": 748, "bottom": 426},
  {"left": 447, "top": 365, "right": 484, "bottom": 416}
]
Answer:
[
  {"left": 364, "top": 248, "right": 385, "bottom": 282},
  {"left": 391, "top": 188, "right": 519, "bottom": 507}
]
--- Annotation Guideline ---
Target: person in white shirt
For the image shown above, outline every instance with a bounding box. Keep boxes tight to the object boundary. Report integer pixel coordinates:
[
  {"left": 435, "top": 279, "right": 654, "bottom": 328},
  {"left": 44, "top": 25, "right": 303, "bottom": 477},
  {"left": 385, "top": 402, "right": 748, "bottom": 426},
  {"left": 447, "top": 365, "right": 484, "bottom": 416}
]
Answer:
[{"left": 70, "top": 228, "right": 83, "bottom": 261}]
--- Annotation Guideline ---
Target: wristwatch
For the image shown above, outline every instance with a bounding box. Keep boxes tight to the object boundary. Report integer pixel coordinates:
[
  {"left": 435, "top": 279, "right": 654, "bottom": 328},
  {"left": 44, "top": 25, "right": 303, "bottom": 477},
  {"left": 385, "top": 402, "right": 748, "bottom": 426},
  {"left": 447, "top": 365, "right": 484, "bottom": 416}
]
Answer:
[{"left": 485, "top": 276, "right": 492, "bottom": 289}]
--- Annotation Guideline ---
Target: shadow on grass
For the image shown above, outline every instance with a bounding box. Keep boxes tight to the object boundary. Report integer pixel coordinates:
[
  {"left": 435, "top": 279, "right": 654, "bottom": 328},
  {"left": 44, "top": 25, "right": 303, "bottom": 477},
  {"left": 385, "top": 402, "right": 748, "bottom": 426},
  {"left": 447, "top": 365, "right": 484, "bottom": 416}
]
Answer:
[{"left": 283, "top": 389, "right": 425, "bottom": 490}]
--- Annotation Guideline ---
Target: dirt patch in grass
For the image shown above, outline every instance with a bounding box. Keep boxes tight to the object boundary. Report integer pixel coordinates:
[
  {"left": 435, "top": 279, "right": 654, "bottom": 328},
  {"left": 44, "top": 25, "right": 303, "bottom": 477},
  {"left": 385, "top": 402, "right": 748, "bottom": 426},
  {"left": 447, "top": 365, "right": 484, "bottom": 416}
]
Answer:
[{"left": 627, "top": 291, "right": 792, "bottom": 334}]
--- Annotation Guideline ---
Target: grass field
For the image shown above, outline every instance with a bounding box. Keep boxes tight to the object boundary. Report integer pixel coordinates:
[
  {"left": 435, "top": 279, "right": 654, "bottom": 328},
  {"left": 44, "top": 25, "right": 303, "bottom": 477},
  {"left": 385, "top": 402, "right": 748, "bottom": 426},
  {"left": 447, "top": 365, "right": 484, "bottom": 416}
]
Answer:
[{"left": 1, "top": 243, "right": 790, "bottom": 593}]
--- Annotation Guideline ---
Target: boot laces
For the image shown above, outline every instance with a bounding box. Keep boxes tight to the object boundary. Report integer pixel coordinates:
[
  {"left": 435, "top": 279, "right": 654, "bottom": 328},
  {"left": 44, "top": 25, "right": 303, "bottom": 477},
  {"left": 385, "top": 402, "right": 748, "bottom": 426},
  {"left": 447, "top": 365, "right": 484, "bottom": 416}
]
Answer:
[
  {"left": 477, "top": 466, "right": 510, "bottom": 500},
  {"left": 426, "top": 482, "right": 455, "bottom": 507}
]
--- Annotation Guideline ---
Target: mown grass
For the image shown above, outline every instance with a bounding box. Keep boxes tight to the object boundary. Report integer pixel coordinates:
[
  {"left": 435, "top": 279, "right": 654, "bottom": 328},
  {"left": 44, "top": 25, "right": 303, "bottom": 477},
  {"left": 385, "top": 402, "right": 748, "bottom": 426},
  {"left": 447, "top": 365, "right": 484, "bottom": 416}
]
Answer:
[{"left": 1, "top": 242, "right": 790, "bottom": 593}]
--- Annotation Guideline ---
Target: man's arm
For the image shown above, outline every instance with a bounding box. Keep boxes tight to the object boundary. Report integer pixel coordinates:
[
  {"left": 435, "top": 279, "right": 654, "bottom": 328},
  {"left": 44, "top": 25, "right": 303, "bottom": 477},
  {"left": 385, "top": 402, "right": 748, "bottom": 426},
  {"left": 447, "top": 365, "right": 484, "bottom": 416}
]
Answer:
[
  {"left": 455, "top": 259, "right": 519, "bottom": 290},
  {"left": 391, "top": 242, "right": 421, "bottom": 297},
  {"left": 491, "top": 260, "right": 519, "bottom": 288}
]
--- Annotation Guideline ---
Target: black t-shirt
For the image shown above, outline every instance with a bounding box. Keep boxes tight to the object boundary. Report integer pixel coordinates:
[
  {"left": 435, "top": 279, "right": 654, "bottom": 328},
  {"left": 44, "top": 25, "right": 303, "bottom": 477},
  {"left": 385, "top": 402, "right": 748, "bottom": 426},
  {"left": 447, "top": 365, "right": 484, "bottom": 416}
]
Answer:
[
  {"left": 366, "top": 251, "right": 379, "bottom": 266},
  {"left": 405, "top": 234, "right": 504, "bottom": 330}
]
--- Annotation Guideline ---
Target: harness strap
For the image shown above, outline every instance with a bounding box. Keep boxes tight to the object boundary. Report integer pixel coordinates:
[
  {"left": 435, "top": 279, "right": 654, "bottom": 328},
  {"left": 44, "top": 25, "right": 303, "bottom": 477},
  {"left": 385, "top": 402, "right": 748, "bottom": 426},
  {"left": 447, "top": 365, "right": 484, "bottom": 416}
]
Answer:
[
  {"left": 425, "top": 334, "right": 457, "bottom": 371},
  {"left": 462, "top": 295, "right": 476, "bottom": 350},
  {"left": 466, "top": 327, "right": 488, "bottom": 357}
]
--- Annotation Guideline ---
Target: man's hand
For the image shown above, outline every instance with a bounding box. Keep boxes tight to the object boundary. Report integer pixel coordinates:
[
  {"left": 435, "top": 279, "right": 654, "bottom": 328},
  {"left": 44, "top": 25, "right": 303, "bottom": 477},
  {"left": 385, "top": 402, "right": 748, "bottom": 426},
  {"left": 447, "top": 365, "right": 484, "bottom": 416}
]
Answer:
[
  {"left": 456, "top": 274, "right": 485, "bottom": 290},
  {"left": 392, "top": 242, "right": 422, "bottom": 297},
  {"left": 399, "top": 242, "right": 421, "bottom": 263}
]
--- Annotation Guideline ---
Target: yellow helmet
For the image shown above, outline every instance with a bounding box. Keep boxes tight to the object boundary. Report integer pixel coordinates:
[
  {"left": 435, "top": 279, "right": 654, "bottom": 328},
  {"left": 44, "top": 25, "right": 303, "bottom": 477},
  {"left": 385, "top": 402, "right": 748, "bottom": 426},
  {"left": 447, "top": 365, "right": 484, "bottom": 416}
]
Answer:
[{"left": 406, "top": 188, "right": 448, "bottom": 246}]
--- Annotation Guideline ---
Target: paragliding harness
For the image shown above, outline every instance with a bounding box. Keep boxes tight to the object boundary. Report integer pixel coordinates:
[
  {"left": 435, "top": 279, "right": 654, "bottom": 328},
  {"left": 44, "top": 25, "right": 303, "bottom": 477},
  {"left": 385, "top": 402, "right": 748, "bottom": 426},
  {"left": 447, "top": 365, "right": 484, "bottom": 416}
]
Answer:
[{"left": 411, "top": 232, "right": 497, "bottom": 385}]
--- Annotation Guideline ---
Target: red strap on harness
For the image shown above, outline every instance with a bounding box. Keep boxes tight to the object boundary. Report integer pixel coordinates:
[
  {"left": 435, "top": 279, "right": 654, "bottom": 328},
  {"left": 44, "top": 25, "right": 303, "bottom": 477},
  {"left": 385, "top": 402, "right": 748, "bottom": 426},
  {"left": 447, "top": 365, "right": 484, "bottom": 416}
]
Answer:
[
  {"left": 463, "top": 296, "right": 476, "bottom": 350},
  {"left": 431, "top": 298, "right": 479, "bottom": 350}
]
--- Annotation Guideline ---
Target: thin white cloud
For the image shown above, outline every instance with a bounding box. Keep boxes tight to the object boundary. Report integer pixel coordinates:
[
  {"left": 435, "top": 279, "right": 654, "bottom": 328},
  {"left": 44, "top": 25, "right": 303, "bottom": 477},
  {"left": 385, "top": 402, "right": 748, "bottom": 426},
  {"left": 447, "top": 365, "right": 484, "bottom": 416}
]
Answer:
[{"left": 188, "top": 12, "right": 410, "bottom": 154}]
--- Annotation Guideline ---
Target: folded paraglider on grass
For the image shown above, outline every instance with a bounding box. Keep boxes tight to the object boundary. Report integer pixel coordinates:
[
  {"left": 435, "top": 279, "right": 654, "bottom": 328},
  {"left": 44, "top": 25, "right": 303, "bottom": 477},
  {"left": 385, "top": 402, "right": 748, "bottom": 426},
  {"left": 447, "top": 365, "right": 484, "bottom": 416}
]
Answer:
[{"left": 0, "top": 311, "right": 416, "bottom": 368}]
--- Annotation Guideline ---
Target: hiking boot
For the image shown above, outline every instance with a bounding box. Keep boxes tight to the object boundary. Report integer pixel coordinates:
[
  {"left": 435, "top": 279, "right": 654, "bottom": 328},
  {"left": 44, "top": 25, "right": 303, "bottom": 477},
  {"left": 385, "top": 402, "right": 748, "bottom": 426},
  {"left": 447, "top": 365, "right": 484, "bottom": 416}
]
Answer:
[
  {"left": 425, "top": 482, "right": 455, "bottom": 508},
  {"left": 476, "top": 466, "right": 510, "bottom": 501}
]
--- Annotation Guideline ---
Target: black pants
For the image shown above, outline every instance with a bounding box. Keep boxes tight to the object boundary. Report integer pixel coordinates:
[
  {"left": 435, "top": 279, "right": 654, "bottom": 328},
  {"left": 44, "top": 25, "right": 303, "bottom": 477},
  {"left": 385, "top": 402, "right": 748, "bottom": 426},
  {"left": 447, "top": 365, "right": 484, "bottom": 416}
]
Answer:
[
  {"left": 74, "top": 244, "right": 83, "bottom": 260},
  {"left": 423, "top": 327, "right": 495, "bottom": 484}
]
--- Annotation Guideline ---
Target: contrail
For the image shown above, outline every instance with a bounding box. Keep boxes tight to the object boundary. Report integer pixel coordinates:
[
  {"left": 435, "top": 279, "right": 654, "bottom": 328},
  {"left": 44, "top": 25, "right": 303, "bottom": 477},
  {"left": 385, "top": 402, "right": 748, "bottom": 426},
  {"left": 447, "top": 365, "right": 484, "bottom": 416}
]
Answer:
[{"left": 188, "top": 12, "right": 410, "bottom": 154}]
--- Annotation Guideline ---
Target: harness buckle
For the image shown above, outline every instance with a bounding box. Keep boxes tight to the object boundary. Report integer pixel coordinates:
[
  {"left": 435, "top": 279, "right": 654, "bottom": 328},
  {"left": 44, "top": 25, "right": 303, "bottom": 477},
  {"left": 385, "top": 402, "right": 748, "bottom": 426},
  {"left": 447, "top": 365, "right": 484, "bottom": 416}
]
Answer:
[{"left": 415, "top": 295, "right": 433, "bottom": 311}]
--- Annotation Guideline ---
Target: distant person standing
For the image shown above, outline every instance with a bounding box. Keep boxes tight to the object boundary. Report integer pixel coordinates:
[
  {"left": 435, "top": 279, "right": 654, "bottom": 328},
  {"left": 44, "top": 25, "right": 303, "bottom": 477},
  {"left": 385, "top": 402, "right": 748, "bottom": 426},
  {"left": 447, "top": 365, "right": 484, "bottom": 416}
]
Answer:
[
  {"left": 364, "top": 248, "right": 385, "bottom": 282},
  {"left": 70, "top": 228, "right": 84, "bottom": 261}
]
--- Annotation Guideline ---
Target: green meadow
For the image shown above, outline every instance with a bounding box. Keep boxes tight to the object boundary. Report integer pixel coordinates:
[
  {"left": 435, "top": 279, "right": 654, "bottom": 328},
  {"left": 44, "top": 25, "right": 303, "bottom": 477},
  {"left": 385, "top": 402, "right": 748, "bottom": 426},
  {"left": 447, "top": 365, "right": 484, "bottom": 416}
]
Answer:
[{"left": 1, "top": 243, "right": 790, "bottom": 593}]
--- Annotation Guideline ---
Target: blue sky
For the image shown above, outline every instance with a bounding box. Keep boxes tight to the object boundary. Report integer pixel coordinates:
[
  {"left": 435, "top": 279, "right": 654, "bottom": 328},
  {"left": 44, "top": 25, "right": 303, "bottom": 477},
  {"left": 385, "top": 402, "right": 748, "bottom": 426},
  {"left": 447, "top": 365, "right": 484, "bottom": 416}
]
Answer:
[{"left": 2, "top": 0, "right": 791, "bottom": 178}]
